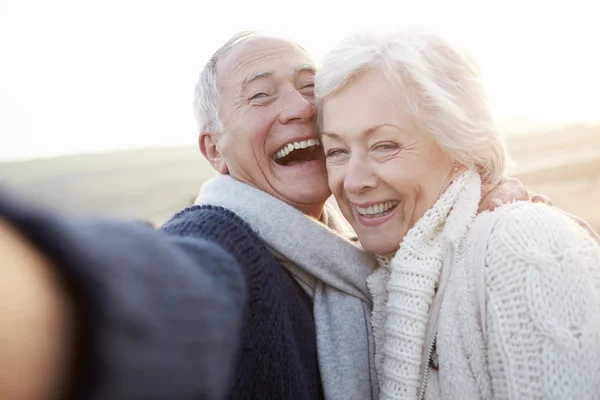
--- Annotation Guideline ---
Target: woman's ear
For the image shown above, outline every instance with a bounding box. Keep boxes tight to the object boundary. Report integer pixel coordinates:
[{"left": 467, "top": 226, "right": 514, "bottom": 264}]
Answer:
[
  {"left": 450, "top": 163, "right": 466, "bottom": 181},
  {"left": 199, "top": 132, "right": 228, "bottom": 174}
]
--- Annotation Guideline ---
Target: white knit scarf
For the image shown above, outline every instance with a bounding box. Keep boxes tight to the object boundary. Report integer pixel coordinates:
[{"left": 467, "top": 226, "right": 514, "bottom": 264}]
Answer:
[
  {"left": 195, "top": 174, "right": 379, "bottom": 400},
  {"left": 376, "top": 171, "right": 482, "bottom": 400}
]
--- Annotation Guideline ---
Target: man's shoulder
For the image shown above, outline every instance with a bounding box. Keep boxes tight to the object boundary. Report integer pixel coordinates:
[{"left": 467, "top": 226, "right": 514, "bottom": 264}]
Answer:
[
  {"left": 161, "top": 205, "right": 254, "bottom": 236},
  {"left": 160, "top": 205, "right": 272, "bottom": 264}
]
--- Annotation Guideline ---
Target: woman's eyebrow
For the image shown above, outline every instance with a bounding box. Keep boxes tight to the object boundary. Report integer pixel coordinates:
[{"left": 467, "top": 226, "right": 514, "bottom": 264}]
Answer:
[{"left": 323, "top": 124, "right": 402, "bottom": 138}]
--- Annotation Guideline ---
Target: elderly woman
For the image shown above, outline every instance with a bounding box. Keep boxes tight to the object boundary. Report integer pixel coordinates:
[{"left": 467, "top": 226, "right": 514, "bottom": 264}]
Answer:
[{"left": 315, "top": 29, "right": 600, "bottom": 400}]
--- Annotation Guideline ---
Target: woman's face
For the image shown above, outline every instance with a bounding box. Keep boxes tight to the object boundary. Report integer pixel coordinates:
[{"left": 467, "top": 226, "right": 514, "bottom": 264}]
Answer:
[{"left": 321, "top": 69, "right": 455, "bottom": 255}]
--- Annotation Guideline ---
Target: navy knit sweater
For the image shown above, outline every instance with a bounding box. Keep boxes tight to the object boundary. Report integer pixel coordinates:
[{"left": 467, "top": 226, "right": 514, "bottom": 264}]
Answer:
[
  {"left": 0, "top": 193, "right": 324, "bottom": 400},
  {"left": 162, "top": 205, "right": 324, "bottom": 400}
]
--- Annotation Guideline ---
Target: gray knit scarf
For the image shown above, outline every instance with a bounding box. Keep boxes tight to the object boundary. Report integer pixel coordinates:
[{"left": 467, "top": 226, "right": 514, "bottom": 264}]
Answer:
[{"left": 195, "top": 174, "right": 378, "bottom": 400}]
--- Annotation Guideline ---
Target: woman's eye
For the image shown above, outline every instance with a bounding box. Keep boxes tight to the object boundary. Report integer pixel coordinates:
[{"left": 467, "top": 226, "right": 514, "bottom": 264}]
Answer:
[
  {"left": 325, "top": 149, "right": 346, "bottom": 158},
  {"left": 373, "top": 142, "right": 399, "bottom": 151}
]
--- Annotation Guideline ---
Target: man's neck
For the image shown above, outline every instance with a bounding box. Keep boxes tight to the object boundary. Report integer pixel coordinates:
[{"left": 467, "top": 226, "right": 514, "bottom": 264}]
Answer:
[{"left": 298, "top": 203, "right": 326, "bottom": 221}]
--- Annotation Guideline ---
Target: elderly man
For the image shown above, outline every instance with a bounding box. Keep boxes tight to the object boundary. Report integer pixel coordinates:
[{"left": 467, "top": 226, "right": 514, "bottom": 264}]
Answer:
[{"left": 0, "top": 31, "right": 540, "bottom": 400}]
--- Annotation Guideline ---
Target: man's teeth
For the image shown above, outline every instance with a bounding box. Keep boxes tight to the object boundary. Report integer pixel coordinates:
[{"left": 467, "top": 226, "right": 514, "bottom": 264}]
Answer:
[
  {"left": 356, "top": 201, "right": 399, "bottom": 216},
  {"left": 273, "top": 139, "right": 321, "bottom": 160}
]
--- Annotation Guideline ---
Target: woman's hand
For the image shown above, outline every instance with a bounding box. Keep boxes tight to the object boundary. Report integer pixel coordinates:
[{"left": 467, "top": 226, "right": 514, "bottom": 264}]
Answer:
[
  {"left": 0, "top": 218, "right": 74, "bottom": 400},
  {"left": 479, "top": 177, "right": 552, "bottom": 212}
]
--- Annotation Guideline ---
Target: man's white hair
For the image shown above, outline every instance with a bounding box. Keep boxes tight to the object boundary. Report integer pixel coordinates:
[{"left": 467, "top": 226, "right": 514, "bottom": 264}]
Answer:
[
  {"left": 193, "top": 31, "right": 259, "bottom": 134},
  {"left": 315, "top": 28, "right": 510, "bottom": 184}
]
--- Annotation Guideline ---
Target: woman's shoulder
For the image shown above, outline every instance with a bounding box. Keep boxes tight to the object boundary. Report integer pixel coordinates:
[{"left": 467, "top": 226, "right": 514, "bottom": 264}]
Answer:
[
  {"left": 478, "top": 200, "right": 600, "bottom": 328},
  {"left": 477, "top": 204, "right": 600, "bottom": 397},
  {"left": 469, "top": 201, "right": 600, "bottom": 321},
  {"left": 473, "top": 201, "right": 598, "bottom": 254}
]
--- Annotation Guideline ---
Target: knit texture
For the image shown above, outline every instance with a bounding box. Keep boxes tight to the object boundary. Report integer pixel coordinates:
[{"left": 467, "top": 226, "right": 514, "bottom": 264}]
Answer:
[
  {"left": 377, "top": 171, "right": 480, "bottom": 400},
  {"left": 371, "top": 170, "right": 600, "bottom": 400},
  {"left": 194, "top": 174, "right": 378, "bottom": 400},
  {"left": 162, "top": 205, "right": 325, "bottom": 400},
  {"left": 482, "top": 203, "right": 600, "bottom": 399}
]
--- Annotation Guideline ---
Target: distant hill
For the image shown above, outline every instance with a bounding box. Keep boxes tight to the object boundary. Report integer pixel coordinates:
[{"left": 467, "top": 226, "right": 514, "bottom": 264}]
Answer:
[
  {"left": 1, "top": 123, "right": 599, "bottom": 230},
  {"left": 0, "top": 146, "right": 215, "bottom": 225},
  {"left": 504, "top": 123, "right": 600, "bottom": 231}
]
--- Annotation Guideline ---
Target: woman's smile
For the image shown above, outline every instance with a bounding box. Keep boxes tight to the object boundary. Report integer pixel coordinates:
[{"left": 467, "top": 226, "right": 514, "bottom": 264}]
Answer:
[{"left": 352, "top": 200, "right": 400, "bottom": 227}]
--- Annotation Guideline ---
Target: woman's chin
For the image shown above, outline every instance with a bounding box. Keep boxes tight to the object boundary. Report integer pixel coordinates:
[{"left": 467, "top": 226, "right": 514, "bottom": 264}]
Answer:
[{"left": 361, "top": 241, "right": 400, "bottom": 257}]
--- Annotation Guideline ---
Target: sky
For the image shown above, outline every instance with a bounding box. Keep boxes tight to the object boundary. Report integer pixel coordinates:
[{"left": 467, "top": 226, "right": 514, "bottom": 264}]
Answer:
[{"left": 0, "top": 0, "right": 599, "bottom": 161}]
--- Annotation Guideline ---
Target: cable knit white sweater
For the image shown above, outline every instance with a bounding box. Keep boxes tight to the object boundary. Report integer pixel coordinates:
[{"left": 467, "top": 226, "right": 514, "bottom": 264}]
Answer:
[{"left": 368, "top": 170, "right": 600, "bottom": 400}]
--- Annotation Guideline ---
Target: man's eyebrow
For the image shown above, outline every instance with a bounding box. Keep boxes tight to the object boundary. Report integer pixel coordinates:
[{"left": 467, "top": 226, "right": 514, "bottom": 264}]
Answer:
[
  {"left": 240, "top": 65, "right": 315, "bottom": 92},
  {"left": 241, "top": 71, "right": 274, "bottom": 91},
  {"left": 295, "top": 64, "right": 316, "bottom": 77}
]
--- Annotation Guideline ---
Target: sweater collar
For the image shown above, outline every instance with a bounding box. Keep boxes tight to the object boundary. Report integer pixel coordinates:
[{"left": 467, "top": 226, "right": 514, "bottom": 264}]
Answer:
[{"left": 378, "top": 170, "right": 482, "bottom": 400}]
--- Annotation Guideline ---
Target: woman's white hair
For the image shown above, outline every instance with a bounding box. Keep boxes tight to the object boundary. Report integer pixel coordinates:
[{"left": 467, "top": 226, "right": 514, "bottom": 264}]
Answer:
[
  {"left": 193, "top": 31, "right": 259, "bottom": 134},
  {"left": 315, "top": 28, "right": 510, "bottom": 184}
]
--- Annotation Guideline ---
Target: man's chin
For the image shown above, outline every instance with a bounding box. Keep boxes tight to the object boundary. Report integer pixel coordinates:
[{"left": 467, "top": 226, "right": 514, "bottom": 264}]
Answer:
[
  {"left": 272, "top": 184, "right": 331, "bottom": 217},
  {"left": 271, "top": 157, "right": 328, "bottom": 188}
]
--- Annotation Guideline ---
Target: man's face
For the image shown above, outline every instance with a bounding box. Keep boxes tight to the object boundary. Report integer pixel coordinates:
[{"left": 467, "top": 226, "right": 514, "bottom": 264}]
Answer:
[{"left": 211, "top": 36, "right": 330, "bottom": 217}]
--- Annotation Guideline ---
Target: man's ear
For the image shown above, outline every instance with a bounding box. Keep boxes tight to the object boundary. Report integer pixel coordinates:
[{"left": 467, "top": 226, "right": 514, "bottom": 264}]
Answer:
[{"left": 199, "top": 132, "right": 228, "bottom": 174}]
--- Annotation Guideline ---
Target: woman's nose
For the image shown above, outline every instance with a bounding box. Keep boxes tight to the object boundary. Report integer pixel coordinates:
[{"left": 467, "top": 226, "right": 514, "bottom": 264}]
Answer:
[{"left": 343, "top": 157, "right": 377, "bottom": 195}]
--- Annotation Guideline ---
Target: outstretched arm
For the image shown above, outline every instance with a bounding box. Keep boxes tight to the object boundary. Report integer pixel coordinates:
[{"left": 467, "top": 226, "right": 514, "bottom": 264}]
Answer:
[
  {"left": 485, "top": 203, "right": 600, "bottom": 399},
  {"left": 0, "top": 192, "right": 247, "bottom": 400}
]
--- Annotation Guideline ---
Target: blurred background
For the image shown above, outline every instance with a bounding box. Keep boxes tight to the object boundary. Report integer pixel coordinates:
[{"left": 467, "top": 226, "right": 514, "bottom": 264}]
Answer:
[{"left": 1, "top": 0, "right": 599, "bottom": 228}]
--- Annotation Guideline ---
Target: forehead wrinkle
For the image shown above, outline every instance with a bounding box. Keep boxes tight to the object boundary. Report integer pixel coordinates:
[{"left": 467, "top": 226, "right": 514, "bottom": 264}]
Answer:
[
  {"left": 219, "top": 40, "right": 314, "bottom": 99},
  {"left": 216, "top": 44, "right": 275, "bottom": 94},
  {"left": 322, "top": 123, "right": 401, "bottom": 139},
  {"left": 365, "top": 123, "right": 402, "bottom": 135}
]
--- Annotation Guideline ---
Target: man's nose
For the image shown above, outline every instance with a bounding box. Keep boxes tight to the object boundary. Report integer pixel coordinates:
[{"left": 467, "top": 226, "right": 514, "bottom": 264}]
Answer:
[
  {"left": 343, "top": 156, "right": 378, "bottom": 195},
  {"left": 278, "top": 87, "right": 316, "bottom": 124}
]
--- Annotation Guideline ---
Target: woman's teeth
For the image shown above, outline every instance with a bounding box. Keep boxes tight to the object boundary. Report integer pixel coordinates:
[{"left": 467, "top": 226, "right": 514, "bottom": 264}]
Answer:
[
  {"left": 356, "top": 201, "right": 399, "bottom": 217},
  {"left": 272, "top": 139, "right": 321, "bottom": 160}
]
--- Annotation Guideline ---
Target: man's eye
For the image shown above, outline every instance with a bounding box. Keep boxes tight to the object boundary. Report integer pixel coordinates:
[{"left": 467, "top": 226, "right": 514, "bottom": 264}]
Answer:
[
  {"left": 301, "top": 83, "right": 315, "bottom": 95},
  {"left": 249, "top": 92, "right": 268, "bottom": 101}
]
